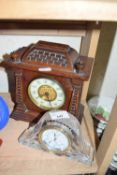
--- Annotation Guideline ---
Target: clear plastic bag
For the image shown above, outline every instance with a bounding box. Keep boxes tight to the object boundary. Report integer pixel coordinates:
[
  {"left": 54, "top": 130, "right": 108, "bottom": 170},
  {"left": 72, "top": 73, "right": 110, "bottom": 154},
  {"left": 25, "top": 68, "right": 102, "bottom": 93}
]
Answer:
[{"left": 19, "top": 110, "right": 94, "bottom": 165}]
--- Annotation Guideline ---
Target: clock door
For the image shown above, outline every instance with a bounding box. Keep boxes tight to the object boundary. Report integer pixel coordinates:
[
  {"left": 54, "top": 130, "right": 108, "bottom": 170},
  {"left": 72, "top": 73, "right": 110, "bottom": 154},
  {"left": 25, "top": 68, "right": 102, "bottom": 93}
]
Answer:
[{"left": 19, "top": 70, "right": 73, "bottom": 120}]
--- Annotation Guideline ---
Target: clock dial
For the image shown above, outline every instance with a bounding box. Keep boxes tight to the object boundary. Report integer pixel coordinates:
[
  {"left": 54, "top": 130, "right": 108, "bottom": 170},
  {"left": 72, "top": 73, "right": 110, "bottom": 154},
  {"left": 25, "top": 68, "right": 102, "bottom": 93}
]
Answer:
[
  {"left": 28, "top": 78, "right": 65, "bottom": 110},
  {"left": 38, "top": 128, "right": 70, "bottom": 153}
]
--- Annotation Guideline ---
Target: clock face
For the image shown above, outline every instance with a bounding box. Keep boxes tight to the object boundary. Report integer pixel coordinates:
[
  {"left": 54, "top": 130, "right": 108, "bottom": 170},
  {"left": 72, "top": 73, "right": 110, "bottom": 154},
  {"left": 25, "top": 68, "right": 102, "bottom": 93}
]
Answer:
[
  {"left": 38, "top": 127, "right": 70, "bottom": 153},
  {"left": 28, "top": 78, "right": 65, "bottom": 110}
]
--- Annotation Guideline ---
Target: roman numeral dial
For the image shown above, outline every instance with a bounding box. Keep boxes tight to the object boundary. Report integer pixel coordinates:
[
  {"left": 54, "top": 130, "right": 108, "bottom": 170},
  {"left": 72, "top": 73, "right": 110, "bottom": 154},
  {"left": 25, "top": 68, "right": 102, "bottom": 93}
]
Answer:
[{"left": 28, "top": 78, "right": 65, "bottom": 110}]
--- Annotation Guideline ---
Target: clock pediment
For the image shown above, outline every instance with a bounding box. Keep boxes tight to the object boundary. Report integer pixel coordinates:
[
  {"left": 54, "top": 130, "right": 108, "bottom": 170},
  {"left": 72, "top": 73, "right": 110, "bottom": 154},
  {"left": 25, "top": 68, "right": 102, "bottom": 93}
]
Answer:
[
  {"left": 21, "top": 41, "right": 78, "bottom": 72},
  {"left": 2, "top": 40, "right": 93, "bottom": 80},
  {"left": 4, "top": 41, "right": 78, "bottom": 72},
  {"left": 24, "top": 48, "right": 69, "bottom": 68}
]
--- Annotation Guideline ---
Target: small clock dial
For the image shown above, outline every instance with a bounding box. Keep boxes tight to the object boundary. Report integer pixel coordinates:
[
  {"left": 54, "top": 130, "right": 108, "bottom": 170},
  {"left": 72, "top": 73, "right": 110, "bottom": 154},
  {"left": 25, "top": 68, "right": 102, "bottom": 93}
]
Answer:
[
  {"left": 38, "top": 128, "right": 70, "bottom": 153},
  {"left": 28, "top": 78, "right": 65, "bottom": 110}
]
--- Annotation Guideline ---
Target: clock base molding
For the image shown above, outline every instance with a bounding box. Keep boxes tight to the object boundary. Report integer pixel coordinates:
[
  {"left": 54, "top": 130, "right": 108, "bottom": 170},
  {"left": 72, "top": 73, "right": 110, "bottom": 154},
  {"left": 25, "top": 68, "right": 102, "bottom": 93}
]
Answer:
[
  {"left": 10, "top": 108, "right": 39, "bottom": 122},
  {"left": 10, "top": 104, "right": 84, "bottom": 123},
  {"left": 11, "top": 111, "right": 36, "bottom": 122},
  {"left": 10, "top": 100, "right": 37, "bottom": 122}
]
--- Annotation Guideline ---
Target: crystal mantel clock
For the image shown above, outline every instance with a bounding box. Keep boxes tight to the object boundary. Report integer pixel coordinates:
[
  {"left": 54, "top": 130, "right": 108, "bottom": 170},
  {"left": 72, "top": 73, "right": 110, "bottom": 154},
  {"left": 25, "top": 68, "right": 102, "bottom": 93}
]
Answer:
[{"left": 2, "top": 41, "right": 93, "bottom": 122}]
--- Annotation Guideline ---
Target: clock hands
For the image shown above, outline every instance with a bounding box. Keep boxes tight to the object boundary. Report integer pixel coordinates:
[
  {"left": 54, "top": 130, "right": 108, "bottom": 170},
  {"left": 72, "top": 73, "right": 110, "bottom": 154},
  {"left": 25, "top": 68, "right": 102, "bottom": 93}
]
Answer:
[
  {"left": 43, "top": 92, "right": 53, "bottom": 108},
  {"left": 54, "top": 132, "right": 57, "bottom": 141},
  {"left": 47, "top": 132, "right": 57, "bottom": 144},
  {"left": 44, "top": 92, "right": 50, "bottom": 100}
]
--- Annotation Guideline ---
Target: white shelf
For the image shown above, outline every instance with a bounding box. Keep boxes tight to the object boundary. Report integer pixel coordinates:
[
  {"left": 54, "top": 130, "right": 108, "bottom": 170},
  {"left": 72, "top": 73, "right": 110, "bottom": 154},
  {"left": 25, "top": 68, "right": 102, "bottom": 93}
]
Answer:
[{"left": 0, "top": 0, "right": 117, "bottom": 21}]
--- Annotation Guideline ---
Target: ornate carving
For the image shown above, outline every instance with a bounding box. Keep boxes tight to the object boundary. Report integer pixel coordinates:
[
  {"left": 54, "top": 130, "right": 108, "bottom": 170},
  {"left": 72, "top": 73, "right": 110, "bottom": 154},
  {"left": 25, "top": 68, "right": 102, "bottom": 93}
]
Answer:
[
  {"left": 11, "top": 71, "right": 28, "bottom": 119},
  {"left": 15, "top": 72, "right": 23, "bottom": 103},
  {"left": 69, "top": 84, "right": 82, "bottom": 118},
  {"left": 26, "top": 49, "right": 68, "bottom": 67}
]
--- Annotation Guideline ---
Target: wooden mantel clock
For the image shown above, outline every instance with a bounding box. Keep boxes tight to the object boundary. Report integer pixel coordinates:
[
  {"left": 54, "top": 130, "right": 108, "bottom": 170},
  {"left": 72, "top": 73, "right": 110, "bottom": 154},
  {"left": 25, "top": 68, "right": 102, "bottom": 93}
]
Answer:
[{"left": 2, "top": 41, "right": 93, "bottom": 122}]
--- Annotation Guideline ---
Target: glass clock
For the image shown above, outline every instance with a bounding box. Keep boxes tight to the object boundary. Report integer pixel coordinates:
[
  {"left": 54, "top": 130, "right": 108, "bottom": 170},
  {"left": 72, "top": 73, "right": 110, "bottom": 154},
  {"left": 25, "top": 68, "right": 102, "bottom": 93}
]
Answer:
[
  {"left": 28, "top": 78, "right": 65, "bottom": 110},
  {"left": 19, "top": 110, "right": 94, "bottom": 165}
]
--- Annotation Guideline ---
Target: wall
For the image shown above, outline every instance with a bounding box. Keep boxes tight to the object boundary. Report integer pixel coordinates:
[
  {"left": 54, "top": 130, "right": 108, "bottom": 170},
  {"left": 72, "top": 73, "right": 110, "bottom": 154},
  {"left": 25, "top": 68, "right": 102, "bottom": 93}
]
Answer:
[
  {"left": 100, "top": 27, "right": 117, "bottom": 99},
  {"left": 0, "top": 35, "right": 81, "bottom": 92}
]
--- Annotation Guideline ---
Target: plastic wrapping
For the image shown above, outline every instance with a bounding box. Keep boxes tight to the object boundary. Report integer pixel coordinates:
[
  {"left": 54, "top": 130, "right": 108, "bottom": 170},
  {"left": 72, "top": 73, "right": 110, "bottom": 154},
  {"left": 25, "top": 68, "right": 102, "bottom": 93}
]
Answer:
[
  {"left": 0, "top": 96, "right": 9, "bottom": 130},
  {"left": 19, "top": 110, "right": 94, "bottom": 165}
]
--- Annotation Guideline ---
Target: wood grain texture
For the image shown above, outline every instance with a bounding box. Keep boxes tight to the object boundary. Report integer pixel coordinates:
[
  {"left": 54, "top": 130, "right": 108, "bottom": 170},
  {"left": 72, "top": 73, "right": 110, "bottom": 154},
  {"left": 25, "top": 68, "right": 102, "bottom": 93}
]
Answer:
[
  {"left": 0, "top": 29, "right": 86, "bottom": 37},
  {"left": 83, "top": 100, "right": 96, "bottom": 148},
  {"left": 80, "top": 29, "right": 101, "bottom": 100},
  {"left": 0, "top": 0, "right": 117, "bottom": 21},
  {"left": 0, "top": 93, "right": 97, "bottom": 175}
]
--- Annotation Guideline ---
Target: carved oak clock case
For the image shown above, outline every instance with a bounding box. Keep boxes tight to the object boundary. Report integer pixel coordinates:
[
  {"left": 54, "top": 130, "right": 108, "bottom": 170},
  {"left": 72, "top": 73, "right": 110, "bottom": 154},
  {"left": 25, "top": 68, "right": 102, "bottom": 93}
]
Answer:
[{"left": 2, "top": 41, "right": 93, "bottom": 122}]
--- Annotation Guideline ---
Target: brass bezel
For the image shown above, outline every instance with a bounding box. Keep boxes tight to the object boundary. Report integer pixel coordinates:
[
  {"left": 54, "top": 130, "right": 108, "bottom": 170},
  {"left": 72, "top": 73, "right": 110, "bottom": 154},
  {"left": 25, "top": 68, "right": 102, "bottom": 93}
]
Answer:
[
  {"left": 38, "top": 124, "right": 72, "bottom": 155},
  {"left": 28, "top": 77, "right": 65, "bottom": 110}
]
